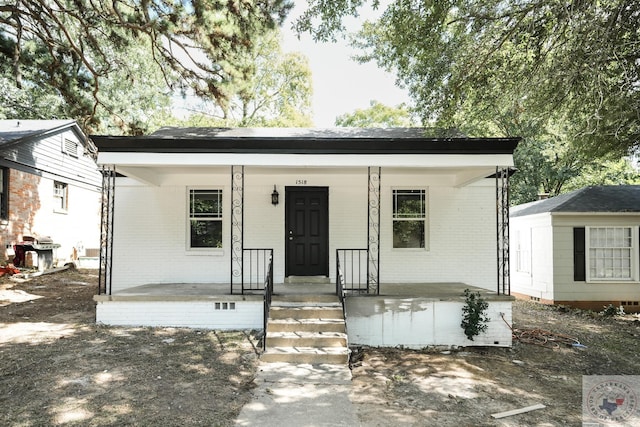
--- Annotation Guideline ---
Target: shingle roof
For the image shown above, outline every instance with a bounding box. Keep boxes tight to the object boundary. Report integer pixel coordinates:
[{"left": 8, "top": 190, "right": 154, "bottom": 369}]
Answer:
[
  {"left": 91, "top": 127, "right": 520, "bottom": 155},
  {"left": 149, "top": 127, "right": 469, "bottom": 139},
  {"left": 510, "top": 186, "right": 640, "bottom": 217},
  {"left": 0, "top": 120, "right": 77, "bottom": 146}
]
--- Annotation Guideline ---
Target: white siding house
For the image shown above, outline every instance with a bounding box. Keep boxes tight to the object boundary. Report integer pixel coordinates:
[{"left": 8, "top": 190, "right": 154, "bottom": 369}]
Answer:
[
  {"left": 0, "top": 120, "right": 102, "bottom": 269},
  {"left": 92, "top": 128, "right": 519, "bottom": 347},
  {"left": 510, "top": 186, "right": 640, "bottom": 312}
]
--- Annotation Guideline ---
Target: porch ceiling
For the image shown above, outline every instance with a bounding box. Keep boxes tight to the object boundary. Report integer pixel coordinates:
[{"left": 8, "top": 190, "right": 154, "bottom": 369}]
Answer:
[{"left": 113, "top": 163, "right": 505, "bottom": 187}]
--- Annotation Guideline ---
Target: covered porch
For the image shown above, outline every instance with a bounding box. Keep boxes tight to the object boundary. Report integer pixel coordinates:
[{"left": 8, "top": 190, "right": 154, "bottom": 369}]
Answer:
[{"left": 91, "top": 128, "right": 519, "bottom": 348}]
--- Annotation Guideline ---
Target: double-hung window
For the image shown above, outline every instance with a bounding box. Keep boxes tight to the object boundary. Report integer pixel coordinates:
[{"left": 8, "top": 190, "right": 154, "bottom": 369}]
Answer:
[
  {"left": 53, "top": 181, "right": 68, "bottom": 212},
  {"left": 392, "top": 189, "right": 426, "bottom": 249},
  {"left": 587, "top": 227, "right": 635, "bottom": 281},
  {"left": 515, "top": 230, "right": 531, "bottom": 274},
  {"left": 189, "top": 189, "right": 223, "bottom": 249}
]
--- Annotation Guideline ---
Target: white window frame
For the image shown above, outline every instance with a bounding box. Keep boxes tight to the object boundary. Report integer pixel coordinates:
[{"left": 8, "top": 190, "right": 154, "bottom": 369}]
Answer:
[
  {"left": 515, "top": 229, "right": 531, "bottom": 274},
  {"left": 53, "top": 181, "right": 68, "bottom": 213},
  {"left": 187, "top": 188, "right": 223, "bottom": 251},
  {"left": 392, "top": 188, "right": 428, "bottom": 250},
  {"left": 586, "top": 226, "right": 639, "bottom": 282}
]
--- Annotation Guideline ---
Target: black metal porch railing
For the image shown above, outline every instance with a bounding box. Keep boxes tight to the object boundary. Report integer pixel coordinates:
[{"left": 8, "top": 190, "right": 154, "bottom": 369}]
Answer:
[
  {"left": 336, "top": 249, "right": 370, "bottom": 293},
  {"left": 335, "top": 253, "right": 348, "bottom": 326},
  {"left": 262, "top": 251, "right": 274, "bottom": 351},
  {"left": 241, "top": 248, "right": 274, "bottom": 293}
]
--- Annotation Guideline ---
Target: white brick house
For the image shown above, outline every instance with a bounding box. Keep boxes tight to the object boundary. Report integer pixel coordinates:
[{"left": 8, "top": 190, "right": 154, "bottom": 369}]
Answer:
[{"left": 92, "top": 128, "right": 519, "bottom": 348}]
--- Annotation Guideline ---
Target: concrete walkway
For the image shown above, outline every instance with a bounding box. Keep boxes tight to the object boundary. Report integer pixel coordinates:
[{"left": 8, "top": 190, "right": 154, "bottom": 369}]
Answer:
[{"left": 235, "top": 362, "right": 359, "bottom": 426}]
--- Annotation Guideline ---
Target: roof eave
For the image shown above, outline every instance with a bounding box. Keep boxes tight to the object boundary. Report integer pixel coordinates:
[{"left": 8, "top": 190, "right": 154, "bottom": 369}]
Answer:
[{"left": 90, "top": 135, "right": 521, "bottom": 155}]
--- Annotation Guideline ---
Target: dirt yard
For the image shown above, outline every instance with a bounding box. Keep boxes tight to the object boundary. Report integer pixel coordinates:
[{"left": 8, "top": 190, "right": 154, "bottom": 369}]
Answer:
[{"left": 1, "top": 268, "right": 639, "bottom": 426}]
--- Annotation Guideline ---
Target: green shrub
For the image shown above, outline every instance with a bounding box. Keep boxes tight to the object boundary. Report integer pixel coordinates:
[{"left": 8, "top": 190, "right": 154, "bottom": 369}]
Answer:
[{"left": 460, "top": 289, "right": 489, "bottom": 341}]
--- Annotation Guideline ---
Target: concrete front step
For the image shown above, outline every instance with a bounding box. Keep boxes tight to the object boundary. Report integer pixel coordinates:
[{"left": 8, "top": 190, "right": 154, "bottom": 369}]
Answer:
[
  {"left": 272, "top": 294, "right": 339, "bottom": 303},
  {"left": 266, "top": 331, "right": 348, "bottom": 348},
  {"left": 261, "top": 346, "right": 350, "bottom": 364},
  {"left": 267, "top": 318, "right": 346, "bottom": 333},
  {"left": 285, "top": 276, "right": 331, "bottom": 284},
  {"left": 269, "top": 306, "right": 344, "bottom": 320},
  {"left": 271, "top": 301, "right": 342, "bottom": 308}
]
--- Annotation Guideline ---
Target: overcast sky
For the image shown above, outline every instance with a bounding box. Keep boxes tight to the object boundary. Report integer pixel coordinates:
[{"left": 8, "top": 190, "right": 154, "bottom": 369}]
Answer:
[{"left": 282, "top": 3, "right": 410, "bottom": 127}]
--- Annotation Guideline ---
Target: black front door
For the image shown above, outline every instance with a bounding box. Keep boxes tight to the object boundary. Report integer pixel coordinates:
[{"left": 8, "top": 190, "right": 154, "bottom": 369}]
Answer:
[{"left": 285, "top": 187, "right": 329, "bottom": 277}]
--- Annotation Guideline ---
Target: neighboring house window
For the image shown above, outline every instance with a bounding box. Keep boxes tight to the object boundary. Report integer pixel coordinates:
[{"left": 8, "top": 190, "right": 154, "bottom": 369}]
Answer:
[
  {"left": 189, "top": 189, "right": 223, "bottom": 248},
  {"left": 62, "top": 138, "right": 78, "bottom": 157},
  {"left": 587, "top": 227, "right": 635, "bottom": 280},
  {"left": 53, "top": 181, "right": 68, "bottom": 212},
  {"left": 515, "top": 230, "right": 531, "bottom": 273},
  {"left": 392, "top": 189, "right": 426, "bottom": 248},
  {"left": 0, "top": 167, "right": 7, "bottom": 219}
]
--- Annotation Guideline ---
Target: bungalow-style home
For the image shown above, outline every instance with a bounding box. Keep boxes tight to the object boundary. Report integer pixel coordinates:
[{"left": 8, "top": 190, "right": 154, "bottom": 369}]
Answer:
[
  {"left": 0, "top": 120, "right": 102, "bottom": 269},
  {"left": 92, "top": 127, "right": 519, "bottom": 359},
  {"left": 510, "top": 186, "right": 640, "bottom": 312}
]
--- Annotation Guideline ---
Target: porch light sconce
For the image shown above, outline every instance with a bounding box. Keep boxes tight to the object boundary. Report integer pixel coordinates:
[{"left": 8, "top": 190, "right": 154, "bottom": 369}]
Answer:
[
  {"left": 271, "top": 185, "right": 279, "bottom": 206},
  {"left": 0, "top": 219, "right": 8, "bottom": 231}
]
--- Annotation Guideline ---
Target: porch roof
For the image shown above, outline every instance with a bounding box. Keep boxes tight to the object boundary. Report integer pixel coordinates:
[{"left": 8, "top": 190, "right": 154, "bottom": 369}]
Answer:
[
  {"left": 92, "top": 127, "right": 519, "bottom": 186},
  {"left": 92, "top": 127, "right": 519, "bottom": 155}
]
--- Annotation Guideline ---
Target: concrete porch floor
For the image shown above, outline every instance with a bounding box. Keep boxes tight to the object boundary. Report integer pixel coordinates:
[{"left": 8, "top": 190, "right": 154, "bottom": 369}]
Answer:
[{"left": 97, "top": 282, "right": 513, "bottom": 302}]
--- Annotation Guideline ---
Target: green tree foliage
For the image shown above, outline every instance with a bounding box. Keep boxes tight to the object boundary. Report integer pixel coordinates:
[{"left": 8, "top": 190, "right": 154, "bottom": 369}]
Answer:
[
  {"left": 169, "top": 30, "right": 313, "bottom": 128},
  {"left": 350, "top": 1, "right": 639, "bottom": 157},
  {"left": 563, "top": 158, "right": 640, "bottom": 193},
  {"left": 299, "top": 0, "right": 640, "bottom": 203},
  {"left": 335, "top": 100, "right": 416, "bottom": 127},
  {"left": 0, "top": 0, "right": 292, "bottom": 132}
]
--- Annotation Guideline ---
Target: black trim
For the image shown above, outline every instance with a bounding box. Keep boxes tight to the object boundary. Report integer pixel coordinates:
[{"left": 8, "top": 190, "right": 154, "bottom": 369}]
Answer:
[
  {"left": 573, "top": 227, "right": 586, "bottom": 281},
  {"left": 0, "top": 167, "right": 8, "bottom": 219},
  {"left": 91, "top": 135, "right": 520, "bottom": 155}
]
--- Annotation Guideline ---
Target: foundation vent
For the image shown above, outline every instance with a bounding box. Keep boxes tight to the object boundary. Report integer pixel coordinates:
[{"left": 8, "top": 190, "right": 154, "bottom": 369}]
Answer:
[{"left": 214, "top": 302, "right": 236, "bottom": 310}]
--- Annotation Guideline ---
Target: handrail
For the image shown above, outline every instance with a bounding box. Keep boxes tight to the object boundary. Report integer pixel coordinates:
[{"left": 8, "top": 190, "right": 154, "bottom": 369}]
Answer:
[
  {"left": 336, "top": 253, "right": 347, "bottom": 323},
  {"left": 336, "top": 248, "right": 369, "bottom": 293},
  {"left": 262, "top": 251, "right": 274, "bottom": 351}
]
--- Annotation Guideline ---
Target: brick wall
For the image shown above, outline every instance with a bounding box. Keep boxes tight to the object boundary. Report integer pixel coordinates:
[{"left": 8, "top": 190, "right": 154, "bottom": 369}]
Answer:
[
  {"left": 0, "top": 170, "right": 41, "bottom": 262},
  {"left": 109, "top": 168, "right": 499, "bottom": 291},
  {"left": 95, "top": 299, "right": 263, "bottom": 329},
  {"left": 0, "top": 169, "right": 100, "bottom": 266},
  {"left": 346, "top": 297, "right": 513, "bottom": 348}
]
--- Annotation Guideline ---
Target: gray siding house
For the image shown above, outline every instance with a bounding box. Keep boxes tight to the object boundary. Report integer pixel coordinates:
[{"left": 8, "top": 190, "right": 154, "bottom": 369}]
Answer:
[
  {"left": 510, "top": 185, "right": 640, "bottom": 312},
  {"left": 0, "top": 120, "right": 102, "bottom": 269}
]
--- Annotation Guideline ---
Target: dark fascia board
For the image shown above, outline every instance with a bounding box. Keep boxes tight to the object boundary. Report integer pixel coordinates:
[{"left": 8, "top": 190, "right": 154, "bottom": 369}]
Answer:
[{"left": 91, "top": 135, "right": 521, "bottom": 155}]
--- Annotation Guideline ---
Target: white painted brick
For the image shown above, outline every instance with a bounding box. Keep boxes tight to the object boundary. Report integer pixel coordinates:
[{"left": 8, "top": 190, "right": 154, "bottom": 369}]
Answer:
[
  {"left": 346, "top": 298, "right": 512, "bottom": 348},
  {"left": 96, "top": 300, "right": 263, "bottom": 330},
  {"left": 110, "top": 168, "right": 501, "bottom": 292}
]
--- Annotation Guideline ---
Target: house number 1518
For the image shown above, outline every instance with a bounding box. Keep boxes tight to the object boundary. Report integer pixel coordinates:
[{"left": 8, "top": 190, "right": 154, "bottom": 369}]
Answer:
[{"left": 296, "top": 180, "right": 307, "bottom": 185}]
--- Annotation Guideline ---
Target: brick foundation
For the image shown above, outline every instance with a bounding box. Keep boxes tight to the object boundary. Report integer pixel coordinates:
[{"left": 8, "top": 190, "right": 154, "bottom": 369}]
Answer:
[{"left": 511, "top": 291, "right": 640, "bottom": 313}]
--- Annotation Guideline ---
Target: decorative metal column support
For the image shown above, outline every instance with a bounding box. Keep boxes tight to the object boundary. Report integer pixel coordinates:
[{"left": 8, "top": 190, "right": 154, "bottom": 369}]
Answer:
[
  {"left": 98, "top": 165, "right": 116, "bottom": 295},
  {"left": 368, "top": 167, "right": 381, "bottom": 294},
  {"left": 230, "top": 165, "right": 244, "bottom": 294},
  {"left": 496, "top": 167, "right": 511, "bottom": 295}
]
